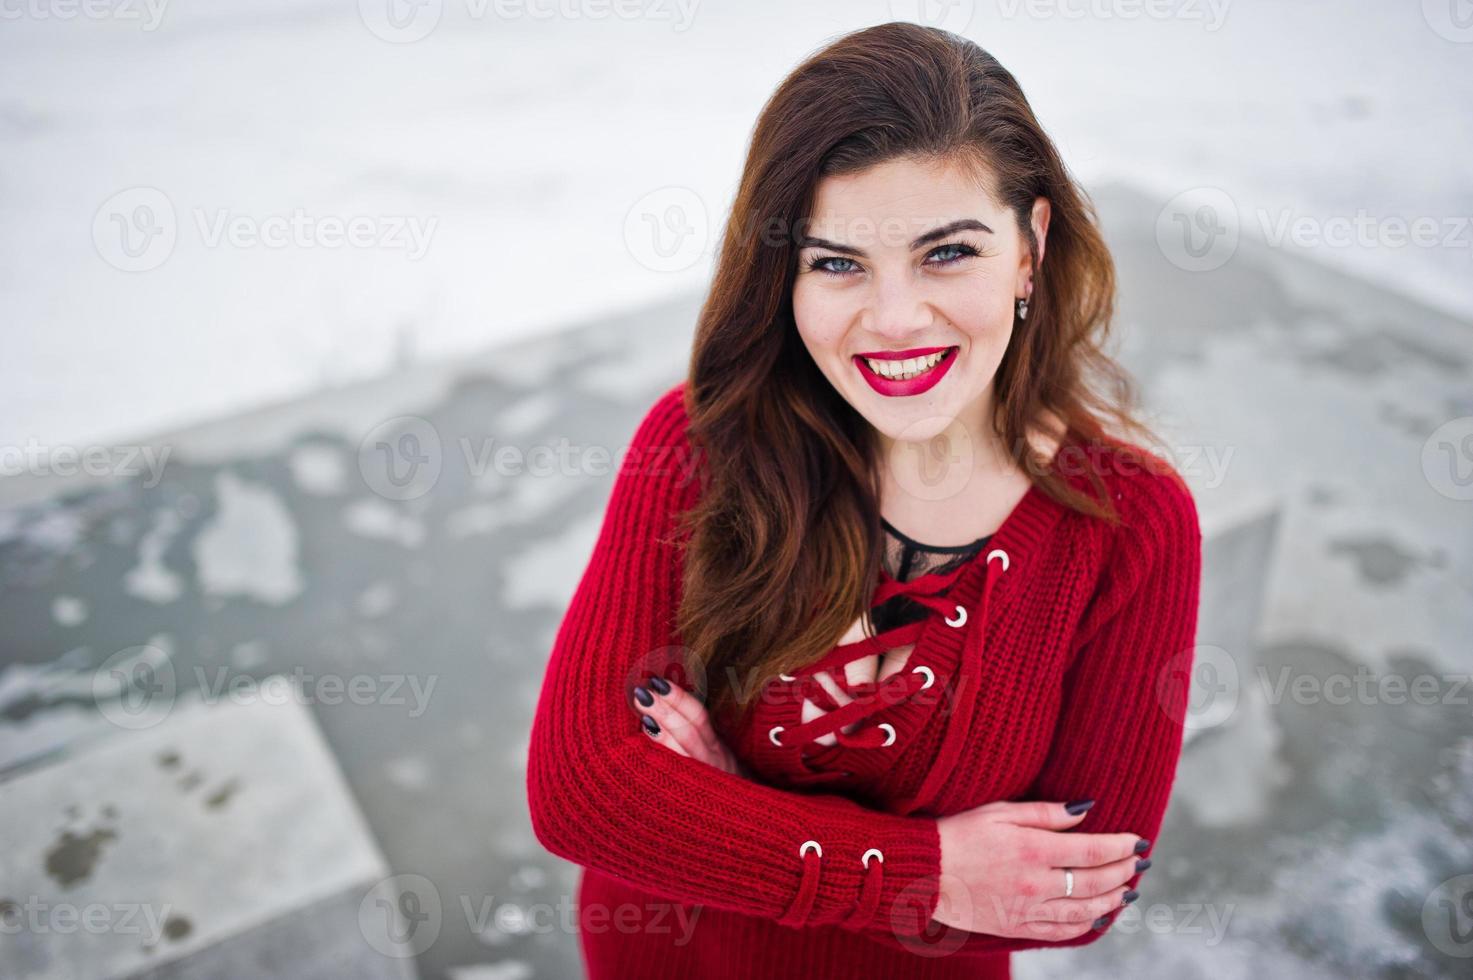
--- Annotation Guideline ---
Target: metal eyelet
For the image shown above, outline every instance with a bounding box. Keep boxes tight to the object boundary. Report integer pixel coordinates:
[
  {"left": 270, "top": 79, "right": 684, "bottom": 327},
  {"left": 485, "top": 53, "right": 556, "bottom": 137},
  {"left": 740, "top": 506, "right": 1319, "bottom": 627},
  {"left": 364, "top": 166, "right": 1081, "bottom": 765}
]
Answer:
[
  {"left": 911, "top": 665, "right": 934, "bottom": 689},
  {"left": 876, "top": 723, "right": 896, "bottom": 746},
  {"left": 862, "top": 848, "right": 884, "bottom": 868},
  {"left": 800, "top": 840, "right": 822, "bottom": 858},
  {"left": 769, "top": 726, "right": 784, "bottom": 746},
  {"left": 987, "top": 548, "right": 1010, "bottom": 571},
  {"left": 944, "top": 604, "right": 967, "bottom": 628}
]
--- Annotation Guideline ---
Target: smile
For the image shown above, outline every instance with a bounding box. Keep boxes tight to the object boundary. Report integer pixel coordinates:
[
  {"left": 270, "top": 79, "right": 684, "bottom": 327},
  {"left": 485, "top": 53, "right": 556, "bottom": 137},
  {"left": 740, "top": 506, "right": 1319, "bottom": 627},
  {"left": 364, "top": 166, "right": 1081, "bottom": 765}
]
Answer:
[{"left": 852, "top": 345, "right": 958, "bottom": 396}]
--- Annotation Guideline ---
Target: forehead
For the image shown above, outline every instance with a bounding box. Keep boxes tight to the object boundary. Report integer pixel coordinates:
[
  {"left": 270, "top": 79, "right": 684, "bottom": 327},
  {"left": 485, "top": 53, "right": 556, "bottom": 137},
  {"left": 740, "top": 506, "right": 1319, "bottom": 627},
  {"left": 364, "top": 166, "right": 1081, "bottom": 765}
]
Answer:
[{"left": 804, "top": 155, "right": 1002, "bottom": 242}]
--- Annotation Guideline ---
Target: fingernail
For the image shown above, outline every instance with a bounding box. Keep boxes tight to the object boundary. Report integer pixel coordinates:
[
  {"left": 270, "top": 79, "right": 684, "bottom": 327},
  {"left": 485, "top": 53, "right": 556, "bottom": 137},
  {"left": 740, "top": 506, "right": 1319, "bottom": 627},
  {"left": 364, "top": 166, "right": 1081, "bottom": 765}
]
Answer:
[
  {"left": 1134, "top": 838, "right": 1151, "bottom": 854},
  {"left": 1122, "top": 889, "right": 1139, "bottom": 905},
  {"left": 1064, "top": 798, "right": 1095, "bottom": 815},
  {"left": 1135, "top": 857, "right": 1151, "bottom": 872},
  {"left": 1092, "top": 915, "right": 1110, "bottom": 929},
  {"left": 633, "top": 686, "right": 653, "bottom": 707},
  {"left": 648, "top": 676, "right": 671, "bottom": 696},
  {"left": 640, "top": 714, "right": 660, "bottom": 737}
]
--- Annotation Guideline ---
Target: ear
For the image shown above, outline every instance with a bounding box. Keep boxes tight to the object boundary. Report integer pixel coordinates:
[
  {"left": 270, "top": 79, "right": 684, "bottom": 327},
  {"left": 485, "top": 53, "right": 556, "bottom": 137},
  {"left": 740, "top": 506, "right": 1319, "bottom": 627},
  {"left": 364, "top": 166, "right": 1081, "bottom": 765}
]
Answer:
[{"left": 1019, "top": 196, "right": 1051, "bottom": 293}]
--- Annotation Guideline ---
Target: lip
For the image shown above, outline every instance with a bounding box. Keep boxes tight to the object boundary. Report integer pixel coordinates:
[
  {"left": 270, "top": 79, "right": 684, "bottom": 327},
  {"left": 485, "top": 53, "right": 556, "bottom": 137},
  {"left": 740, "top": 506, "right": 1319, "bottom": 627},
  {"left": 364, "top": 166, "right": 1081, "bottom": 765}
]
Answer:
[
  {"left": 853, "top": 345, "right": 958, "bottom": 397},
  {"left": 855, "top": 345, "right": 951, "bottom": 361}
]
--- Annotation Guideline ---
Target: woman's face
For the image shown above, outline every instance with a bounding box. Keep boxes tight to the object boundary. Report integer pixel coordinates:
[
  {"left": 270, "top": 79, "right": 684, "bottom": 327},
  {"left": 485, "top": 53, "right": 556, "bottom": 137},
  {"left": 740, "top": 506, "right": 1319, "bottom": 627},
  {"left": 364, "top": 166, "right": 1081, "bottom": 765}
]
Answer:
[{"left": 792, "top": 155, "right": 1048, "bottom": 451}]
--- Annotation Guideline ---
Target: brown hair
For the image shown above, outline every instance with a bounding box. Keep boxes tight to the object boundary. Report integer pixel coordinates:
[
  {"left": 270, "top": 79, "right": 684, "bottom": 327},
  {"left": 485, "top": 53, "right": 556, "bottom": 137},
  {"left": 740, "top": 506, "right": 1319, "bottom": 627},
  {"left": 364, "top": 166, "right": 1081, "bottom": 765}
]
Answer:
[{"left": 674, "top": 22, "right": 1167, "bottom": 724}]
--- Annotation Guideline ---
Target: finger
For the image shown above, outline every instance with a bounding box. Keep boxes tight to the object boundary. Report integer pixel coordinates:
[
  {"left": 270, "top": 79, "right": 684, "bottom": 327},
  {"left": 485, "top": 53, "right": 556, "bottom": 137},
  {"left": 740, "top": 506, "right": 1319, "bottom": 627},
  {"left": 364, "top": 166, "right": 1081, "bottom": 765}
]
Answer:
[
  {"left": 637, "top": 710, "right": 691, "bottom": 758},
  {"left": 631, "top": 683, "right": 701, "bottom": 757},
  {"left": 1052, "top": 852, "right": 1149, "bottom": 899},
  {"left": 641, "top": 690, "right": 715, "bottom": 763},
  {"left": 990, "top": 799, "right": 1099, "bottom": 831},
  {"left": 991, "top": 920, "right": 1095, "bottom": 943},
  {"left": 649, "top": 679, "right": 724, "bottom": 758},
  {"left": 993, "top": 892, "right": 1128, "bottom": 941},
  {"left": 1008, "top": 885, "right": 1134, "bottom": 929},
  {"left": 1037, "top": 829, "right": 1149, "bottom": 871}
]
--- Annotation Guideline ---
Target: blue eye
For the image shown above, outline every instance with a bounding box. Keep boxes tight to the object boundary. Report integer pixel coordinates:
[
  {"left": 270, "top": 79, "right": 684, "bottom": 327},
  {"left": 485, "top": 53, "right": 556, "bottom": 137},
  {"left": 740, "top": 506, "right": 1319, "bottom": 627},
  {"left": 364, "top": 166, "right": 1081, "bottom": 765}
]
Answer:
[
  {"left": 928, "top": 242, "right": 980, "bottom": 265},
  {"left": 809, "top": 256, "right": 858, "bottom": 277},
  {"left": 803, "top": 241, "right": 980, "bottom": 278}
]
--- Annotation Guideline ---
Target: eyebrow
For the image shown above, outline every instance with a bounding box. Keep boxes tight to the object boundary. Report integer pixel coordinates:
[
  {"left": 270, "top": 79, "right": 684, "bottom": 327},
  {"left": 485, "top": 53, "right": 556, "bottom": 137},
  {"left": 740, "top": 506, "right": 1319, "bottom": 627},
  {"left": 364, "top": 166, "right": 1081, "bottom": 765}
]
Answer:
[{"left": 798, "top": 218, "right": 994, "bottom": 256}]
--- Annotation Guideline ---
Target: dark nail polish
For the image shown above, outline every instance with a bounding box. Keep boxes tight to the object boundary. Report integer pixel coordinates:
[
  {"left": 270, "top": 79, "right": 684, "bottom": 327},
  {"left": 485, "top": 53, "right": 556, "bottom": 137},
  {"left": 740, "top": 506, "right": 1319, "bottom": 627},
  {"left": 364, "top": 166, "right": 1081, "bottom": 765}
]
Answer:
[
  {"left": 640, "top": 714, "right": 660, "bottom": 737},
  {"left": 1064, "top": 798, "right": 1095, "bottom": 815},
  {"left": 1122, "top": 889, "right": 1139, "bottom": 905},
  {"left": 1135, "top": 857, "right": 1152, "bottom": 873},
  {"left": 1092, "top": 915, "right": 1110, "bottom": 929},
  {"left": 1134, "top": 838, "right": 1151, "bottom": 854},
  {"left": 633, "top": 686, "right": 653, "bottom": 707},
  {"left": 648, "top": 676, "right": 671, "bottom": 696}
]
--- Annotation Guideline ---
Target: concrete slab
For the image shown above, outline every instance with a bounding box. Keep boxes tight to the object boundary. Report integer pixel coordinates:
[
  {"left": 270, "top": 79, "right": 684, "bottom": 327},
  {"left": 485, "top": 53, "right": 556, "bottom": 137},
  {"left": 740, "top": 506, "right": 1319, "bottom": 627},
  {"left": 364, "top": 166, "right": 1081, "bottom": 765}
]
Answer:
[{"left": 0, "top": 682, "right": 408, "bottom": 980}]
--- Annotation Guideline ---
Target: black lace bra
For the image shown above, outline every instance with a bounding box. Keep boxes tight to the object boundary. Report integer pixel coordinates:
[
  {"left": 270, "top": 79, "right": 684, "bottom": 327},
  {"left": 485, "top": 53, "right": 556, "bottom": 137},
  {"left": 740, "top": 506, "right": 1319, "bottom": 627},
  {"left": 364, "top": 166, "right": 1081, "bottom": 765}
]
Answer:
[{"left": 871, "top": 518, "right": 992, "bottom": 635}]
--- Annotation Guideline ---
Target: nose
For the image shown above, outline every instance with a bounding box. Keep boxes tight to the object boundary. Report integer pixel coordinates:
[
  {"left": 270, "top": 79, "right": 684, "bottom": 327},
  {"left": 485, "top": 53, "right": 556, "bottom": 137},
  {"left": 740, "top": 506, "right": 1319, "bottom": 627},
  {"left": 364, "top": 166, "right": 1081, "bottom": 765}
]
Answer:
[{"left": 864, "top": 273, "right": 935, "bottom": 344}]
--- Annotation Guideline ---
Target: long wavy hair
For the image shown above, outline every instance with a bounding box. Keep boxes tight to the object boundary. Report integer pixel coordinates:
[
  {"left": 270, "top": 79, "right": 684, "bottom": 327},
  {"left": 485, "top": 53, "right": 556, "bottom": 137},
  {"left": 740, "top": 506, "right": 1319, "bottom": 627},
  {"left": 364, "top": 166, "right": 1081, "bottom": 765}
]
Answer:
[{"left": 674, "top": 22, "right": 1166, "bottom": 725}]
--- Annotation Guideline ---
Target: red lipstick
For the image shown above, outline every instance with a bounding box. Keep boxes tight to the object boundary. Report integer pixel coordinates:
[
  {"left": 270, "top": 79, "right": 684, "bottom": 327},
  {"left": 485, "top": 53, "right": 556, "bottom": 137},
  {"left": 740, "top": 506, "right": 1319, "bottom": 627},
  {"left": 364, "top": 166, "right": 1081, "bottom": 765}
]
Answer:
[{"left": 853, "top": 345, "right": 958, "bottom": 397}]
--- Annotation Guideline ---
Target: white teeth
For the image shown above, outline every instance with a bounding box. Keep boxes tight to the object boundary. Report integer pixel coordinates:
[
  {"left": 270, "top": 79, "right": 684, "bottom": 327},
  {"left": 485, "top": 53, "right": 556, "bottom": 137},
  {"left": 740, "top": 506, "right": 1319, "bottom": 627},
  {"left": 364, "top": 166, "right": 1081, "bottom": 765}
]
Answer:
[{"left": 863, "top": 349, "right": 948, "bottom": 380}]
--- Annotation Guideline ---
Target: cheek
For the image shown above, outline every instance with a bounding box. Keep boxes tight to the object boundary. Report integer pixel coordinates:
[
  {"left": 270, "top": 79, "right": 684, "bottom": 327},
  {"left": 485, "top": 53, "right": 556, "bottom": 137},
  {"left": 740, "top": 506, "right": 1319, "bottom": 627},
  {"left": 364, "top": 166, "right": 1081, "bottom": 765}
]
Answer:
[
  {"left": 791, "top": 281, "right": 849, "bottom": 355},
  {"left": 943, "top": 273, "right": 1007, "bottom": 318},
  {"left": 942, "top": 279, "right": 1013, "bottom": 349}
]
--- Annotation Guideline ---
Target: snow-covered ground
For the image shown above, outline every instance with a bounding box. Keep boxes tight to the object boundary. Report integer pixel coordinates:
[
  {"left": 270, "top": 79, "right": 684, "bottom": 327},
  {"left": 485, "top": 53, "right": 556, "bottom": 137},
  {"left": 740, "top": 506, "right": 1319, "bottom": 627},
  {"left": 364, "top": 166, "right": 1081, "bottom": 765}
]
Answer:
[{"left": 3, "top": 0, "right": 1471, "bottom": 449}]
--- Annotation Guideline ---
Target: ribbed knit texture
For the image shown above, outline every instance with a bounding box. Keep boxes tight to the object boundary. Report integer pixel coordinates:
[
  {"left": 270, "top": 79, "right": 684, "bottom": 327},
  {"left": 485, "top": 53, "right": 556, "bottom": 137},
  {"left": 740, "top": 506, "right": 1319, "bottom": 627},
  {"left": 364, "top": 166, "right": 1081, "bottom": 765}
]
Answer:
[{"left": 526, "top": 381, "right": 1203, "bottom": 979}]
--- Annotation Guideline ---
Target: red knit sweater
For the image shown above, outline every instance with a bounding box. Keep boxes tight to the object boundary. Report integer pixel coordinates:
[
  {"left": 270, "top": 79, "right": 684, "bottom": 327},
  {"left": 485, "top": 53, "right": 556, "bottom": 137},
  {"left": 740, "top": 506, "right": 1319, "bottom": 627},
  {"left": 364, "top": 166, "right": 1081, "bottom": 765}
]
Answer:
[{"left": 526, "top": 382, "right": 1203, "bottom": 979}]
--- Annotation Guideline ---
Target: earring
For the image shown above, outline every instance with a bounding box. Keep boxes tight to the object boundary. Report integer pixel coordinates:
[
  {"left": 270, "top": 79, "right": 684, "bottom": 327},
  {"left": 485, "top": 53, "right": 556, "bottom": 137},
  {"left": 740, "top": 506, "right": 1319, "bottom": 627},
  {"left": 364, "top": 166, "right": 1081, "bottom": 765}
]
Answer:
[{"left": 1016, "top": 296, "right": 1029, "bottom": 321}]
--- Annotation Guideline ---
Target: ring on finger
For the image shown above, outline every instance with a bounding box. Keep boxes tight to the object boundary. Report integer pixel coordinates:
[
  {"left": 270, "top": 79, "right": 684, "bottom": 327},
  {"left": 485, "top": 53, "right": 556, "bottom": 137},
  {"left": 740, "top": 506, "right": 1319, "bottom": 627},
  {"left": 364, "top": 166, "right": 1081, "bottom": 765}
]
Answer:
[{"left": 1063, "top": 868, "right": 1074, "bottom": 898}]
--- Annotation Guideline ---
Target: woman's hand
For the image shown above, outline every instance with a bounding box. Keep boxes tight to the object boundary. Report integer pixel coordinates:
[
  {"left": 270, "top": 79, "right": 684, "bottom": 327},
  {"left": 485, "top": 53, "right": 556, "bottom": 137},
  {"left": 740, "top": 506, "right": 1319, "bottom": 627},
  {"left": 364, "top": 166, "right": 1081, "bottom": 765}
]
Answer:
[
  {"left": 934, "top": 799, "right": 1148, "bottom": 939},
  {"left": 630, "top": 675, "right": 753, "bottom": 779}
]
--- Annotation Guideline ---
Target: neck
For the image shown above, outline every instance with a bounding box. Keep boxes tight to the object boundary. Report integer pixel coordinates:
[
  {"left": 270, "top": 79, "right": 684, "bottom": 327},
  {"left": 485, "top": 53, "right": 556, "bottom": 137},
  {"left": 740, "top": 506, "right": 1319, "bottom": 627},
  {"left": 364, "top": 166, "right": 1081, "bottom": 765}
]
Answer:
[{"left": 873, "top": 384, "right": 1016, "bottom": 496}]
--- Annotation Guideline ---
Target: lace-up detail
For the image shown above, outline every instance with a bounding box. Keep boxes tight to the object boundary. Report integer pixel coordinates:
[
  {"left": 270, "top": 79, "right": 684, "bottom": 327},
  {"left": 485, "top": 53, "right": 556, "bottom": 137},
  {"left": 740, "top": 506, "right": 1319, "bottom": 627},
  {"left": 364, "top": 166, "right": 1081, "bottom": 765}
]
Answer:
[
  {"left": 776, "top": 839, "right": 887, "bottom": 929},
  {"left": 765, "top": 547, "right": 1011, "bottom": 807},
  {"left": 766, "top": 546, "right": 1011, "bottom": 928}
]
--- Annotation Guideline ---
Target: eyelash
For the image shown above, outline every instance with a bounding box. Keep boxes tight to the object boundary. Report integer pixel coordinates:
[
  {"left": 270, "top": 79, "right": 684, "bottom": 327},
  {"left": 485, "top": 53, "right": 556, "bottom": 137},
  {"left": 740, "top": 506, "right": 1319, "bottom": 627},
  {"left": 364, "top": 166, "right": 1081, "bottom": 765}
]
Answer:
[{"left": 805, "top": 241, "right": 982, "bottom": 278}]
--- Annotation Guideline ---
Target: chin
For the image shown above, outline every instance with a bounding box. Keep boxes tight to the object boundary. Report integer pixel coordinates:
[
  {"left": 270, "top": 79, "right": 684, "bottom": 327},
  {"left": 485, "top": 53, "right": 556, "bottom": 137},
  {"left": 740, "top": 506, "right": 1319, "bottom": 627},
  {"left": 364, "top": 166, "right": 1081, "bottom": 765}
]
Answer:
[{"left": 858, "top": 403, "right": 960, "bottom": 445}]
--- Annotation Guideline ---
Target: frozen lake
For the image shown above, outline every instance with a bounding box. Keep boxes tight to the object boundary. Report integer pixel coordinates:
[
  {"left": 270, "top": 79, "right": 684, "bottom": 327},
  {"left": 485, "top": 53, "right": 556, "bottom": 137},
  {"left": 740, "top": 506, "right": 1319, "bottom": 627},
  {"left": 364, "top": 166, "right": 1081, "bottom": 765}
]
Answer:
[{"left": 2, "top": 177, "right": 1471, "bottom": 977}]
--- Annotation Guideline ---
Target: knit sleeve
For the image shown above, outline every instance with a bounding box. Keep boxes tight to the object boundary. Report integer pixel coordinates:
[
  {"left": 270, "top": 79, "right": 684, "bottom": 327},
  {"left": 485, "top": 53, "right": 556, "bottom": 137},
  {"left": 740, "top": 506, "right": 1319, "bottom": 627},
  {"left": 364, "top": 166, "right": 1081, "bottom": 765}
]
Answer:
[
  {"left": 946, "top": 459, "right": 1203, "bottom": 955},
  {"left": 525, "top": 382, "right": 946, "bottom": 946}
]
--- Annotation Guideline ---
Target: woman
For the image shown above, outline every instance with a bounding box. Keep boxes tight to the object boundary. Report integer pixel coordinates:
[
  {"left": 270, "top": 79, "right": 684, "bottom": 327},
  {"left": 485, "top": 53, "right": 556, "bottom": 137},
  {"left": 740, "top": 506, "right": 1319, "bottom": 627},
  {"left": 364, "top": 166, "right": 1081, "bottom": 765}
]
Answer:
[{"left": 526, "top": 21, "right": 1202, "bottom": 980}]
